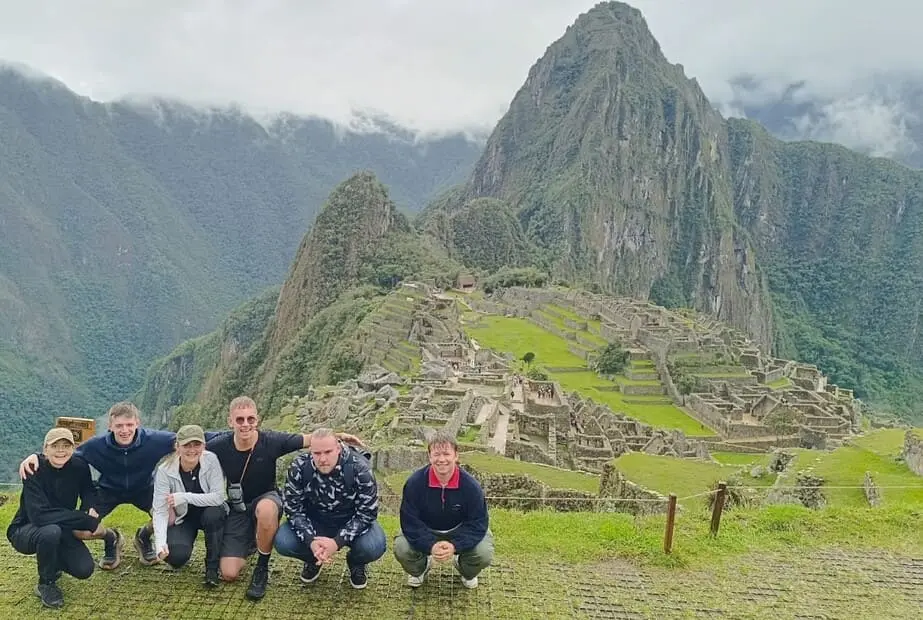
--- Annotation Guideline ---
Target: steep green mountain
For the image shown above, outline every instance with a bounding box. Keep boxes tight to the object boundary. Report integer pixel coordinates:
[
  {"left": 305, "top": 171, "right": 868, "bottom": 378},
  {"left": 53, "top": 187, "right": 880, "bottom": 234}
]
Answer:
[
  {"left": 418, "top": 194, "right": 542, "bottom": 272},
  {"left": 0, "top": 66, "right": 479, "bottom": 478},
  {"left": 138, "top": 173, "right": 462, "bottom": 428},
  {"left": 420, "top": 1, "right": 923, "bottom": 422},
  {"left": 423, "top": 2, "right": 774, "bottom": 349}
]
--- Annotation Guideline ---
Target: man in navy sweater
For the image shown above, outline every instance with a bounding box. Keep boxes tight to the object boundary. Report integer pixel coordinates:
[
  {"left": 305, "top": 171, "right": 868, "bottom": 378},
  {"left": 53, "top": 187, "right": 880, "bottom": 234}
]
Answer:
[
  {"left": 19, "top": 401, "right": 227, "bottom": 570},
  {"left": 393, "top": 430, "right": 494, "bottom": 589}
]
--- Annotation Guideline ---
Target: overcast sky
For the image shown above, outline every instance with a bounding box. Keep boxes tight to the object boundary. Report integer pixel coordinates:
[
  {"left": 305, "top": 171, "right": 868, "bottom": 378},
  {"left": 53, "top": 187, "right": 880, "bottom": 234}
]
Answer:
[{"left": 1, "top": 0, "right": 921, "bottom": 150}]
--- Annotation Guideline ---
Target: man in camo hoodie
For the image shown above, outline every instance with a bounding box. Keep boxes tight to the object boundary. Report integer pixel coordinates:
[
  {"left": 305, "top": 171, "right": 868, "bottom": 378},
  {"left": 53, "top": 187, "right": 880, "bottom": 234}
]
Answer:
[{"left": 275, "top": 428, "right": 386, "bottom": 589}]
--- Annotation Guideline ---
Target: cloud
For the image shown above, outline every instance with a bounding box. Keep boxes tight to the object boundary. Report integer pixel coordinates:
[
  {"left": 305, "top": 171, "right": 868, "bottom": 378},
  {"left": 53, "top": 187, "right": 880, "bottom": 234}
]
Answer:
[{"left": 0, "top": 0, "right": 921, "bottom": 140}]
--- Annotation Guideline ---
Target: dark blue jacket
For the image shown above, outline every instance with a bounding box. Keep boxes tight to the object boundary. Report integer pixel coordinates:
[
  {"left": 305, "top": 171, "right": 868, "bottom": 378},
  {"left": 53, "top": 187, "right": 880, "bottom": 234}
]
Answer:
[
  {"left": 399, "top": 465, "right": 488, "bottom": 553},
  {"left": 70, "top": 427, "right": 228, "bottom": 495}
]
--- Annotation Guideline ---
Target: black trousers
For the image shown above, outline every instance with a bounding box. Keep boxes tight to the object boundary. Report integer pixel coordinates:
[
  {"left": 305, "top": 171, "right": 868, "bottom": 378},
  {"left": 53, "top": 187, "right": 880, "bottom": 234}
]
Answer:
[
  {"left": 8, "top": 524, "right": 95, "bottom": 584},
  {"left": 164, "top": 505, "right": 227, "bottom": 569}
]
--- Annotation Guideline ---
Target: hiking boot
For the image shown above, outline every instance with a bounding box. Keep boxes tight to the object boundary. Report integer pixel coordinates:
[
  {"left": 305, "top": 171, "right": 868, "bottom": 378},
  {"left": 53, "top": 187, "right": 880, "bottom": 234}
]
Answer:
[
  {"left": 245, "top": 564, "right": 269, "bottom": 601},
  {"left": 134, "top": 527, "right": 157, "bottom": 565},
  {"left": 34, "top": 583, "right": 64, "bottom": 609},
  {"left": 204, "top": 565, "right": 220, "bottom": 589},
  {"left": 407, "top": 556, "right": 432, "bottom": 588},
  {"left": 100, "top": 529, "right": 124, "bottom": 570},
  {"left": 300, "top": 562, "right": 321, "bottom": 584},
  {"left": 349, "top": 564, "right": 368, "bottom": 589},
  {"left": 454, "top": 556, "right": 478, "bottom": 589}
]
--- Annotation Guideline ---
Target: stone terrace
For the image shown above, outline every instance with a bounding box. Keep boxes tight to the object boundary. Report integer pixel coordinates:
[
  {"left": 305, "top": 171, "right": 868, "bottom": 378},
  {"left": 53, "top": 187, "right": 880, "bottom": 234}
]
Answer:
[{"left": 485, "top": 286, "right": 862, "bottom": 449}]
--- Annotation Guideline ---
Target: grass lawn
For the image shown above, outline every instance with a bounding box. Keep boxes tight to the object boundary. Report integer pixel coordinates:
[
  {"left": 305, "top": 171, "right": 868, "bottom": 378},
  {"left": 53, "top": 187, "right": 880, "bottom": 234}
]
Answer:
[
  {"left": 1, "top": 486, "right": 922, "bottom": 618},
  {"left": 464, "top": 315, "right": 715, "bottom": 436}
]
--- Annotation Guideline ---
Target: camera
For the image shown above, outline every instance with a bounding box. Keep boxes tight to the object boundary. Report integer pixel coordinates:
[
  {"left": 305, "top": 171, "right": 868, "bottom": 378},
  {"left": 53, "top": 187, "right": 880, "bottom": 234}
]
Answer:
[{"left": 228, "top": 483, "right": 247, "bottom": 513}]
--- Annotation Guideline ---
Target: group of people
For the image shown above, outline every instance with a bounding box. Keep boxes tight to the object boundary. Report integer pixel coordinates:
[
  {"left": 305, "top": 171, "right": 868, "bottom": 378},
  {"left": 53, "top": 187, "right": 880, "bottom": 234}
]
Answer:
[{"left": 6, "top": 396, "right": 495, "bottom": 609}]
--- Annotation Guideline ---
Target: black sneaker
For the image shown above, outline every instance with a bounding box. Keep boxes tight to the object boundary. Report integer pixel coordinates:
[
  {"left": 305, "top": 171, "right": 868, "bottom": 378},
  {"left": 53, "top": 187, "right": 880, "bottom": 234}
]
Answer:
[
  {"left": 245, "top": 565, "right": 269, "bottom": 601},
  {"left": 204, "top": 566, "right": 220, "bottom": 589},
  {"left": 100, "top": 529, "right": 123, "bottom": 570},
  {"left": 349, "top": 564, "right": 368, "bottom": 589},
  {"left": 34, "top": 583, "right": 64, "bottom": 609},
  {"left": 134, "top": 527, "right": 157, "bottom": 565},
  {"left": 300, "top": 562, "right": 321, "bottom": 584}
]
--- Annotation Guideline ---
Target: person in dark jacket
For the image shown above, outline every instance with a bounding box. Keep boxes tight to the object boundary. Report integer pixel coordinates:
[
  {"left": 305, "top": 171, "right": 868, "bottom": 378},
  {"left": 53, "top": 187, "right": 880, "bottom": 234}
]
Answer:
[
  {"left": 275, "top": 427, "right": 386, "bottom": 590},
  {"left": 18, "top": 401, "right": 228, "bottom": 569},
  {"left": 6, "top": 428, "right": 117, "bottom": 609},
  {"left": 393, "top": 430, "right": 494, "bottom": 589}
]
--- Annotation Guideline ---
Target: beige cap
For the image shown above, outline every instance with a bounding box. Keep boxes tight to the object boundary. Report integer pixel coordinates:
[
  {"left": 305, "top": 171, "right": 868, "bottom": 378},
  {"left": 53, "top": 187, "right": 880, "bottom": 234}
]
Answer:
[
  {"left": 44, "top": 427, "right": 76, "bottom": 447},
  {"left": 176, "top": 424, "right": 206, "bottom": 445}
]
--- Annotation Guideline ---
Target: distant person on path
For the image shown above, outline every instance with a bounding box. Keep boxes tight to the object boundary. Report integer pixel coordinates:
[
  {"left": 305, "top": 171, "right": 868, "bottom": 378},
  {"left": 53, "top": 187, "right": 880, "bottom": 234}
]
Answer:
[
  {"left": 151, "top": 424, "right": 228, "bottom": 588},
  {"left": 275, "top": 427, "right": 386, "bottom": 590},
  {"left": 17, "top": 401, "right": 219, "bottom": 570},
  {"left": 393, "top": 430, "right": 494, "bottom": 589},
  {"left": 206, "top": 397, "right": 366, "bottom": 601},
  {"left": 7, "top": 428, "right": 117, "bottom": 609}
]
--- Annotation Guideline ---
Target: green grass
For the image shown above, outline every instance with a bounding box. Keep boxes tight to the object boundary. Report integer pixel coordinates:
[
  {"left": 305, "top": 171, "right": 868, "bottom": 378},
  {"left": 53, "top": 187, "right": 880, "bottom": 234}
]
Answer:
[
  {"left": 2, "top": 489, "right": 923, "bottom": 617},
  {"left": 711, "top": 451, "right": 771, "bottom": 466},
  {"left": 462, "top": 452, "right": 600, "bottom": 493},
  {"left": 611, "top": 453, "right": 770, "bottom": 501},
  {"left": 464, "top": 315, "right": 715, "bottom": 436},
  {"left": 617, "top": 431, "right": 923, "bottom": 510}
]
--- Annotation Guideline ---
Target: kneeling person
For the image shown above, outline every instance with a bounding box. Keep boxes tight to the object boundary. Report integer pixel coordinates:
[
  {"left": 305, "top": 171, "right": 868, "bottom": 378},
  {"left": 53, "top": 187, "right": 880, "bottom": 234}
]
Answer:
[
  {"left": 152, "top": 425, "right": 228, "bottom": 587},
  {"left": 275, "top": 428, "right": 386, "bottom": 589},
  {"left": 6, "top": 428, "right": 118, "bottom": 609},
  {"left": 394, "top": 430, "right": 494, "bottom": 588}
]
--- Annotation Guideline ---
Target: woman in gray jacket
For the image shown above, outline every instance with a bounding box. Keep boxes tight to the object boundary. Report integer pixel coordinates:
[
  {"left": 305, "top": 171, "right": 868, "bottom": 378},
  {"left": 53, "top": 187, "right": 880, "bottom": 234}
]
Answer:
[{"left": 152, "top": 424, "right": 228, "bottom": 587}]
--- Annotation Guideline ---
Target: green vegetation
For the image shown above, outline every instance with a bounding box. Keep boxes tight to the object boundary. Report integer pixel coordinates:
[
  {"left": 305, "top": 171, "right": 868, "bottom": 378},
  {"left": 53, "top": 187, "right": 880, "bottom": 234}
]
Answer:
[
  {"left": 594, "top": 343, "right": 630, "bottom": 375},
  {"left": 464, "top": 314, "right": 712, "bottom": 435},
  {"left": 462, "top": 452, "right": 600, "bottom": 493},
  {"left": 611, "top": 429, "right": 923, "bottom": 510},
  {"left": 0, "top": 70, "right": 480, "bottom": 480}
]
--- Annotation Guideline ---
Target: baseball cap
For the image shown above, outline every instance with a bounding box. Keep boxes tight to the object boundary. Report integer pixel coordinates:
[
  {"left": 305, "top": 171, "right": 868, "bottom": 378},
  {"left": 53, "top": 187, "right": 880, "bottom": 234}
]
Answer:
[
  {"left": 44, "top": 427, "right": 76, "bottom": 447},
  {"left": 176, "top": 425, "right": 206, "bottom": 445}
]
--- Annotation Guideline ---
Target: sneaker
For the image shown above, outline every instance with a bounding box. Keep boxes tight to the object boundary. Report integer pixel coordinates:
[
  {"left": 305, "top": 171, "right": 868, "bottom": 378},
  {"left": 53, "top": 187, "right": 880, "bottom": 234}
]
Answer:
[
  {"left": 300, "top": 562, "right": 321, "bottom": 584},
  {"left": 407, "top": 556, "right": 432, "bottom": 588},
  {"left": 134, "top": 527, "right": 157, "bottom": 565},
  {"left": 34, "top": 583, "right": 64, "bottom": 609},
  {"left": 245, "top": 565, "right": 269, "bottom": 601},
  {"left": 453, "top": 556, "right": 478, "bottom": 589},
  {"left": 348, "top": 564, "right": 368, "bottom": 589},
  {"left": 100, "top": 529, "right": 124, "bottom": 570},
  {"left": 204, "top": 566, "right": 220, "bottom": 589}
]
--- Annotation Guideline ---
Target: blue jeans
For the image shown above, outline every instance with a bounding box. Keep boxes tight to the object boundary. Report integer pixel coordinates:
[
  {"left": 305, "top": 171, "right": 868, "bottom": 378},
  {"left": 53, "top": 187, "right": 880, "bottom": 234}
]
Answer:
[{"left": 274, "top": 520, "right": 387, "bottom": 567}]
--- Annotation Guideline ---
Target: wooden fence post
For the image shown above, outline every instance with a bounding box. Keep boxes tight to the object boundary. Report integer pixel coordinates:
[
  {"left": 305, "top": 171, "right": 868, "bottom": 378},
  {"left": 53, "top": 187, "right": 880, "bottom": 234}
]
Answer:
[
  {"left": 663, "top": 493, "right": 677, "bottom": 554},
  {"left": 710, "top": 481, "right": 728, "bottom": 537}
]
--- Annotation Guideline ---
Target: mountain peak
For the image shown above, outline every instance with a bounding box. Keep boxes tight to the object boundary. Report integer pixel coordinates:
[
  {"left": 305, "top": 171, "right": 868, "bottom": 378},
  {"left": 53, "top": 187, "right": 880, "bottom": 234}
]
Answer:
[{"left": 268, "top": 171, "right": 410, "bottom": 357}]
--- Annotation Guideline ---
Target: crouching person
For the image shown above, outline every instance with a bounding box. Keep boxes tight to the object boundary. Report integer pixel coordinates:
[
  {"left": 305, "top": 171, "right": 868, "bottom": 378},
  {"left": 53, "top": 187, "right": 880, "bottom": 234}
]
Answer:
[
  {"left": 394, "top": 430, "right": 494, "bottom": 589},
  {"left": 6, "top": 428, "right": 117, "bottom": 608},
  {"left": 152, "top": 425, "right": 228, "bottom": 588},
  {"left": 275, "top": 428, "right": 386, "bottom": 589}
]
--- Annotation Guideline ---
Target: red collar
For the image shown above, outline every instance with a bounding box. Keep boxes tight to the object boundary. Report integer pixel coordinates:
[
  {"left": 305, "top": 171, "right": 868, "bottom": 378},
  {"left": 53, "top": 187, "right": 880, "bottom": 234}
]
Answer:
[{"left": 428, "top": 465, "right": 460, "bottom": 489}]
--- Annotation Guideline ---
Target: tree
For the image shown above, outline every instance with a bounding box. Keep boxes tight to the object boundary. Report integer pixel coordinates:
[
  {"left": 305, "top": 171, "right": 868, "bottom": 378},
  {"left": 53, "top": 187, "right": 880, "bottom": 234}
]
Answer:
[
  {"left": 594, "top": 343, "right": 629, "bottom": 375},
  {"left": 522, "top": 351, "right": 535, "bottom": 365}
]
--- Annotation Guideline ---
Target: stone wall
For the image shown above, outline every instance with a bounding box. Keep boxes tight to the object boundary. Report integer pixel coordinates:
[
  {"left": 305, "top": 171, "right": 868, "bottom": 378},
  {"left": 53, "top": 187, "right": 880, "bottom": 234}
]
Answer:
[
  {"left": 903, "top": 430, "right": 923, "bottom": 476},
  {"left": 505, "top": 440, "right": 557, "bottom": 466},
  {"left": 597, "top": 462, "right": 670, "bottom": 516},
  {"left": 461, "top": 464, "right": 599, "bottom": 512},
  {"left": 373, "top": 446, "right": 429, "bottom": 472}
]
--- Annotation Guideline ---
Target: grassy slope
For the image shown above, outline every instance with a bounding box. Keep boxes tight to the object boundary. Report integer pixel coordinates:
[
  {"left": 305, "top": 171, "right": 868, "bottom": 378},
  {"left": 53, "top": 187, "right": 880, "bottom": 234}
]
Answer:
[
  {"left": 463, "top": 313, "right": 714, "bottom": 435},
  {"left": 614, "top": 429, "right": 923, "bottom": 509}
]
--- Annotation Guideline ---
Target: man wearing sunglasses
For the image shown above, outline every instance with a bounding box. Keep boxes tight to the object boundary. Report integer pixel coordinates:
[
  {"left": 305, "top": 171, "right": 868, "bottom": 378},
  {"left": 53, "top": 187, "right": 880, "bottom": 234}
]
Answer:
[{"left": 205, "top": 395, "right": 365, "bottom": 602}]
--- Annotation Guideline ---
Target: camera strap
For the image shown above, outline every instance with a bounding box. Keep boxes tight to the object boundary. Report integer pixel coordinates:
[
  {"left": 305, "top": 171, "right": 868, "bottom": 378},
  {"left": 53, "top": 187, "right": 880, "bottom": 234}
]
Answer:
[{"left": 237, "top": 447, "right": 255, "bottom": 485}]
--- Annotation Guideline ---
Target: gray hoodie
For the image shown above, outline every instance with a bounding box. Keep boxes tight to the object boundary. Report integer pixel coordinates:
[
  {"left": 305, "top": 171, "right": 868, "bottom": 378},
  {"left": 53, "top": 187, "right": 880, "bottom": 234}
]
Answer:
[{"left": 152, "top": 450, "right": 228, "bottom": 553}]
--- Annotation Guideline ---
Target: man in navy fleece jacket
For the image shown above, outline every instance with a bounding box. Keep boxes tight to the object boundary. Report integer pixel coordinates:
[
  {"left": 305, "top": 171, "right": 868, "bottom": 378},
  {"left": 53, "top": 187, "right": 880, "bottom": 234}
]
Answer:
[{"left": 393, "top": 430, "right": 494, "bottom": 589}]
